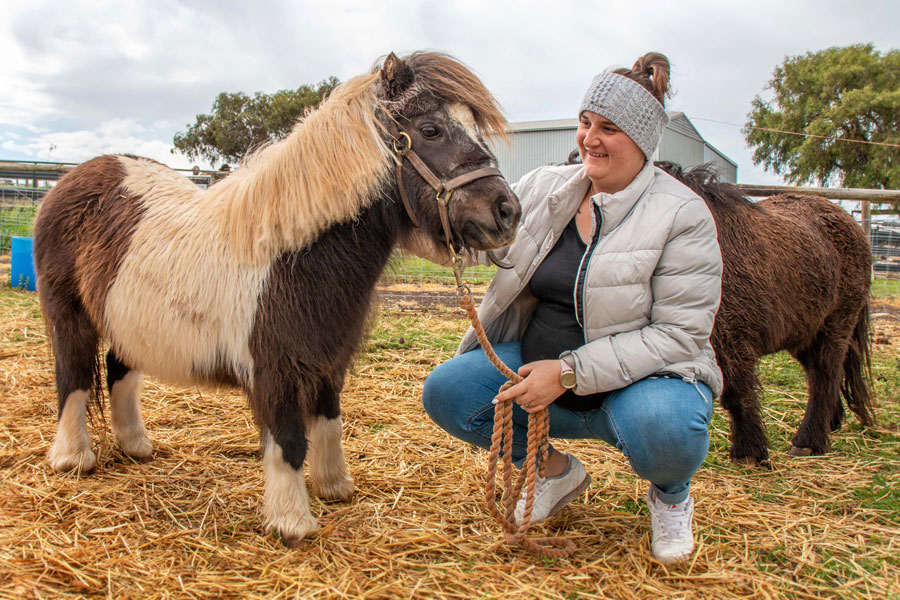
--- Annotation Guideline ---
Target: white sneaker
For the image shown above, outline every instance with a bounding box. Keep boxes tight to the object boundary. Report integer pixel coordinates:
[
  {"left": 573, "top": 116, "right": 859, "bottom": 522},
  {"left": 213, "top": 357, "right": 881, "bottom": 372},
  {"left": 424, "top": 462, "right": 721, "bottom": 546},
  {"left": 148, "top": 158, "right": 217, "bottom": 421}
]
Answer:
[
  {"left": 647, "top": 486, "right": 695, "bottom": 564},
  {"left": 514, "top": 453, "right": 591, "bottom": 526}
]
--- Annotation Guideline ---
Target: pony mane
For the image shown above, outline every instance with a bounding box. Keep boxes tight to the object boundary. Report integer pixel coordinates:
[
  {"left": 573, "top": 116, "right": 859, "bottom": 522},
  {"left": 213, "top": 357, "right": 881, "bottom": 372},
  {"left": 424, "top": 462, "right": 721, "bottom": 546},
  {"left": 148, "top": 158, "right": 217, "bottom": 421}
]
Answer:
[
  {"left": 656, "top": 161, "right": 756, "bottom": 210},
  {"left": 392, "top": 52, "right": 508, "bottom": 140},
  {"left": 204, "top": 71, "right": 392, "bottom": 265}
]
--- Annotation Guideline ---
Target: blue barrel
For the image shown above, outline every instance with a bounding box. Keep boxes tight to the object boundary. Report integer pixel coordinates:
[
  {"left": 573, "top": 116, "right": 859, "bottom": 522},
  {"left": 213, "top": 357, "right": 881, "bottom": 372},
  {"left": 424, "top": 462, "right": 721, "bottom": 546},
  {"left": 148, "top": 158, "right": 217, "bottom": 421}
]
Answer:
[{"left": 10, "top": 236, "right": 37, "bottom": 291}]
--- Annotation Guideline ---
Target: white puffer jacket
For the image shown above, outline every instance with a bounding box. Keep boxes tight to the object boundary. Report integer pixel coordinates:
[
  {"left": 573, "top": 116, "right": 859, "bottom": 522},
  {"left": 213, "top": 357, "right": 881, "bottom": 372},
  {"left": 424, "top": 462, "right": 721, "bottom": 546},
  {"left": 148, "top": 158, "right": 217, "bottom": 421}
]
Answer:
[{"left": 458, "top": 161, "right": 724, "bottom": 398}]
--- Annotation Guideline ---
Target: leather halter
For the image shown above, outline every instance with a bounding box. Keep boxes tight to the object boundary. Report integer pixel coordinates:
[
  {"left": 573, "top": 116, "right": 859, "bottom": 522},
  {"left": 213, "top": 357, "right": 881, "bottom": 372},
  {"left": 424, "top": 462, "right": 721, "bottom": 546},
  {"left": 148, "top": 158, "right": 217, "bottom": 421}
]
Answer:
[{"left": 391, "top": 131, "right": 503, "bottom": 255}]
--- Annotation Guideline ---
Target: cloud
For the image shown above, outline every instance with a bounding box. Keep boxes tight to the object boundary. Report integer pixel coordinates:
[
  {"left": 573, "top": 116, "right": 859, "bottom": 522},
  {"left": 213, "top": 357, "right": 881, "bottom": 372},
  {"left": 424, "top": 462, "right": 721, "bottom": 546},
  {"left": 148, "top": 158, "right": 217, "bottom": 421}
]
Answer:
[
  {"left": 1, "top": 0, "right": 898, "bottom": 185},
  {"left": 1, "top": 118, "right": 197, "bottom": 168}
]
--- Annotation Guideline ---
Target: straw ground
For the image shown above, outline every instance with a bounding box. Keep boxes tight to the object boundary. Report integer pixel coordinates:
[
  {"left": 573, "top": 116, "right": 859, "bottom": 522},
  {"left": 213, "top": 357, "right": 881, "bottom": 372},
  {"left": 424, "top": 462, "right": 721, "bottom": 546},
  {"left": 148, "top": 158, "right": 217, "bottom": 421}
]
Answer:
[{"left": 1, "top": 285, "right": 898, "bottom": 599}]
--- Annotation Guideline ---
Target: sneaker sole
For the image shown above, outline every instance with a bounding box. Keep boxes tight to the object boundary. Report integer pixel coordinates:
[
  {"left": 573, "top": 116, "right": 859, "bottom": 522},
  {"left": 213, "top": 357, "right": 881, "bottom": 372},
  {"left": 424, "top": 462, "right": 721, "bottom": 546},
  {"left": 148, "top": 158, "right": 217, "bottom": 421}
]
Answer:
[{"left": 544, "top": 472, "right": 592, "bottom": 521}]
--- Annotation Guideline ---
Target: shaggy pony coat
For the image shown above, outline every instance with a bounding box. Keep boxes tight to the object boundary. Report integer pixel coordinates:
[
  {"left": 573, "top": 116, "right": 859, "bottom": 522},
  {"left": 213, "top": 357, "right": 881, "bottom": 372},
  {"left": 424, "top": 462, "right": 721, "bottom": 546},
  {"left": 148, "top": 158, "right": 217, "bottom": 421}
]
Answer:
[
  {"left": 656, "top": 162, "right": 874, "bottom": 465},
  {"left": 33, "top": 52, "right": 520, "bottom": 545}
]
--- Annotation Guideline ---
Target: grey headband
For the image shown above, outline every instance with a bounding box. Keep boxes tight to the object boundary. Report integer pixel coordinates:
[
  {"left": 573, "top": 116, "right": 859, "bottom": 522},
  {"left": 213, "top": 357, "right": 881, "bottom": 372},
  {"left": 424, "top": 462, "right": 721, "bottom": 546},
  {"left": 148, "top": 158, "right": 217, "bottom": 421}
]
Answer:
[{"left": 579, "top": 72, "right": 669, "bottom": 159}]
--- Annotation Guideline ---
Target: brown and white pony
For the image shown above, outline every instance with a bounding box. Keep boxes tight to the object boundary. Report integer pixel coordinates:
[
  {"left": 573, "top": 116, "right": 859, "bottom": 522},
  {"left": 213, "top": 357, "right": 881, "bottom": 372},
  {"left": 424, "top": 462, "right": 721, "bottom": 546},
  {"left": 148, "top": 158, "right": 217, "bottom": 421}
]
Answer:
[
  {"left": 34, "top": 52, "right": 520, "bottom": 546},
  {"left": 656, "top": 162, "right": 874, "bottom": 466}
]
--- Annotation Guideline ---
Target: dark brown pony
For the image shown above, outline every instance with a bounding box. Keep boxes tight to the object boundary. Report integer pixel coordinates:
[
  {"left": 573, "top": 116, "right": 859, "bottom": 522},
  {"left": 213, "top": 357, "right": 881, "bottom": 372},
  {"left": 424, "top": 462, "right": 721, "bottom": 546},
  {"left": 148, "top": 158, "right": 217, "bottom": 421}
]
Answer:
[
  {"left": 656, "top": 162, "right": 875, "bottom": 466},
  {"left": 33, "top": 52, "right": 520, "bottom": 546}
]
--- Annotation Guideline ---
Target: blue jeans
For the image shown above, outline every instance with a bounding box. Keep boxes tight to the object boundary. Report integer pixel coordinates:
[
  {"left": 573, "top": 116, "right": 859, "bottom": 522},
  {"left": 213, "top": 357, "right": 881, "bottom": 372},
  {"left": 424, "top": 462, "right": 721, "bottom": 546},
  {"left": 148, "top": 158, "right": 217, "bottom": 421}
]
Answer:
[{"left": 422, "top": 342, "right": 713, "bottom": 504}]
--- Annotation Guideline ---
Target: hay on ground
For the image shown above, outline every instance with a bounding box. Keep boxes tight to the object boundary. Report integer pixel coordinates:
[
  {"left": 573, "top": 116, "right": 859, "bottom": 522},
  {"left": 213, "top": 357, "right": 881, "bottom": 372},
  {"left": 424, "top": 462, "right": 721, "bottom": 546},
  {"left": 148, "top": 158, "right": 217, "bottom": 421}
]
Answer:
[{"left": 1, "top": 290, "right": 898, "bottom": 599}]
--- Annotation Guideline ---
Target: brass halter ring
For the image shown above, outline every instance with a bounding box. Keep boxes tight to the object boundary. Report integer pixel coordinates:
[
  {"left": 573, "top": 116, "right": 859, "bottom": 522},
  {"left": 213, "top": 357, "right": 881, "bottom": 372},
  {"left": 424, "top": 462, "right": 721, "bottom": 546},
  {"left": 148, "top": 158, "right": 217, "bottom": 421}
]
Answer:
[{"left": 392, "top": 132, "right": 412, "bottom": 154}]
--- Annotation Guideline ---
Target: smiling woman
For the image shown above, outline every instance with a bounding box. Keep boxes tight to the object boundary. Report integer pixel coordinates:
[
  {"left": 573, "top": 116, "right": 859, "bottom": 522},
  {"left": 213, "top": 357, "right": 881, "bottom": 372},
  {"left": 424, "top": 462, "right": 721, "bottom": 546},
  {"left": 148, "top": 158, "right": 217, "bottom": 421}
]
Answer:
[
  {"left": 422, "top": 51, "right": 725, "bottom": 565},
  {"left": 576, "top": 112, "right": 645, "bottom": 195}
]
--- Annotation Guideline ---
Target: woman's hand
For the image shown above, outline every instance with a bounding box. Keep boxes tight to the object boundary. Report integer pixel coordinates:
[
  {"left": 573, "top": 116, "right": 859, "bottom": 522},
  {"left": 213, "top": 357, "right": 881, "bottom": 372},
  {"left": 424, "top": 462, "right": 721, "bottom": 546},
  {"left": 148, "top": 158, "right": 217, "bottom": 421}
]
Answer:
[{"left": 493, "top": 359, "right": 566, "bottom": 413}]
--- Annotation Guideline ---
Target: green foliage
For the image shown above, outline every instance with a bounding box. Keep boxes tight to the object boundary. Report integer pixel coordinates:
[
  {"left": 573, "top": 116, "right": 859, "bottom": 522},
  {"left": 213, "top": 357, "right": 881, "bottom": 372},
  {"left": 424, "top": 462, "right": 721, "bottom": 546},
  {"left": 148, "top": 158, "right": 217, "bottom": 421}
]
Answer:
[
  {"left": 744, "top": 44, "right": 900, "bottom": 189},
  {"left": 172, "top": 77, "right": 340, "bottom": 166}
]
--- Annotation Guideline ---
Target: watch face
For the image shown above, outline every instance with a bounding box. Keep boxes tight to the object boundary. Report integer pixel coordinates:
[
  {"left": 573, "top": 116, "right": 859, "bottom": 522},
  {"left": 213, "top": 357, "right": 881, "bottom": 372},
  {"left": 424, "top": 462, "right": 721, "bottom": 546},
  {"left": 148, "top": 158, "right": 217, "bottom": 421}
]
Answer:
[{"left": 560, "top": 370, "right": 577, "bottom": 389}]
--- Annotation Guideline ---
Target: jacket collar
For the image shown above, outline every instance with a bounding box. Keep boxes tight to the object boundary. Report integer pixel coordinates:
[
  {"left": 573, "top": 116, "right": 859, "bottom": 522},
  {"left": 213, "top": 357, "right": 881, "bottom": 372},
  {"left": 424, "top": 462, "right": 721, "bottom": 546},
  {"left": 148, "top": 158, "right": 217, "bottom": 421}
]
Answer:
[
  {"left": 548, "top": 161, "right": 656, "bottom": 238},
  {"left": 593, "top": 161, "right": 656, "bottom": 235}
]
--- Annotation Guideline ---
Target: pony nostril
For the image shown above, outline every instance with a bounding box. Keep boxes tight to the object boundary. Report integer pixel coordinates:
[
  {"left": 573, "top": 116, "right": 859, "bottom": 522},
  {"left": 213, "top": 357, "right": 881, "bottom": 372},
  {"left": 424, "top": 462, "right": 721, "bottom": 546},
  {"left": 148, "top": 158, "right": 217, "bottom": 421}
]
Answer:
[{"left": 495, "top": 197, "right": 518, "bottom": 229}]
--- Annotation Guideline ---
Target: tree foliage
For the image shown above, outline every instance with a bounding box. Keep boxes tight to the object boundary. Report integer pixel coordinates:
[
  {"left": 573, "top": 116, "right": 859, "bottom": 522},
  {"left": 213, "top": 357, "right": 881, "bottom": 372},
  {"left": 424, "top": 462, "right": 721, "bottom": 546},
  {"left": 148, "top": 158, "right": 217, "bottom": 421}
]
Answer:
[
  {"left": 173, "top": 77, "right": 339, "bottom": 166},
  {"left": 744, "top": 44, "right": 900, "bottom": 189}
]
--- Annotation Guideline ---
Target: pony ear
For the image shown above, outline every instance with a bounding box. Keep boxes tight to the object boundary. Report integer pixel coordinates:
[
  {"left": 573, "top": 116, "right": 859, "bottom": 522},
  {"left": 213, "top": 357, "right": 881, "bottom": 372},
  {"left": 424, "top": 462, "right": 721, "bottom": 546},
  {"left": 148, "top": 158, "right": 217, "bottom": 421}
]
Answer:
[{"left": 381, "top": 52, "right": 414, "bottom": 100}]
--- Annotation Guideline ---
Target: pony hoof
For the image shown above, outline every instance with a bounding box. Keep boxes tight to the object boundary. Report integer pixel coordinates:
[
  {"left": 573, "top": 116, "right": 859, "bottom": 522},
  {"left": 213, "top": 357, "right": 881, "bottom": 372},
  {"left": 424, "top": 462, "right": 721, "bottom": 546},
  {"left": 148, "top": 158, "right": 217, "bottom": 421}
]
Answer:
[
  {"left": 311, "top": 477, "right": 355, "bottom": 502},
  {"left": 48, "top": 446, "right": 98, "bottom": 474},
  {"left": 732, "top": 456, "right": 757, "bottom": 467},
  {"left": 267, "top": 515, "right": 320, "bottom": 548},
  {"left": 789, "top": 446, "right": 814, "bottom": 457},
  {"left": 118, "top": 434, "right": 153, "bottom": 460},
  {"left": 282, "top": 533, "right": 311, "bottom": 549}
]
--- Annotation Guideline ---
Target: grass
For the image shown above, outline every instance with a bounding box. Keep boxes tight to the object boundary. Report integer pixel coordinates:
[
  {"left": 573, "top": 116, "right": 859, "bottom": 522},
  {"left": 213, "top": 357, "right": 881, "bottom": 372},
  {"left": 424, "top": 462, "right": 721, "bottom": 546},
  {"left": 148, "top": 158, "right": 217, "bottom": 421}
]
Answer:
[
  {"left": 1, "top": 286, "right": 899, "bottom": 599},
  {"left": 871, "top": 277, "right": 900, "bottom": 304},
  {"left": 382, "top": 253, "right": 498, "bottom": 286}
]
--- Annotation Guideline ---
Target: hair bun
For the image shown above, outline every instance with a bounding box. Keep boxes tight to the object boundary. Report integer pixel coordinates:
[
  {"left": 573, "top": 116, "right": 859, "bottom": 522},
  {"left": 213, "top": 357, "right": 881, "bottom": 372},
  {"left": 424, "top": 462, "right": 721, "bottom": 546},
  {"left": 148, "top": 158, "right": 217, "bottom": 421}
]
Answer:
[{"left": 629, "top": 52, "right": 671, "bottom": 106}]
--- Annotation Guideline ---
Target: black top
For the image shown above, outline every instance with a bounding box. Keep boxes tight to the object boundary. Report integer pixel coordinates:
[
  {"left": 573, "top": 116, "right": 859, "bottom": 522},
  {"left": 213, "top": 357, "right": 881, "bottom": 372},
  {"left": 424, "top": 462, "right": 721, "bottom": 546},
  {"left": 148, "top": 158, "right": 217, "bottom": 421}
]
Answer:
[{"left": 521, "top": 215, "right": 608, "bottom": 411}]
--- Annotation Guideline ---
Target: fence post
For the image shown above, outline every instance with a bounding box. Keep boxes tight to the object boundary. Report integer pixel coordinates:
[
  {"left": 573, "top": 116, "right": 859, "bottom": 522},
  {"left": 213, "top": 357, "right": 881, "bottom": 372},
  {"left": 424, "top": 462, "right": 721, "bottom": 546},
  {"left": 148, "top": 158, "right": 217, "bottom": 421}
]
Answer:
[{"left": 861, "top": 200, "right": 871, "bottom": 243}]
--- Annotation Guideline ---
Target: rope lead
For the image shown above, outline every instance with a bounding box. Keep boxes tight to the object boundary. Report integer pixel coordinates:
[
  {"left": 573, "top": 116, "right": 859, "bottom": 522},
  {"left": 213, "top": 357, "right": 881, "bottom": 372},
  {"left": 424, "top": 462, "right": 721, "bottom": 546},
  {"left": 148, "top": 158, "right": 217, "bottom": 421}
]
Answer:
[{"left": 457, "top": 293, "right": 577, "bottom": 558}]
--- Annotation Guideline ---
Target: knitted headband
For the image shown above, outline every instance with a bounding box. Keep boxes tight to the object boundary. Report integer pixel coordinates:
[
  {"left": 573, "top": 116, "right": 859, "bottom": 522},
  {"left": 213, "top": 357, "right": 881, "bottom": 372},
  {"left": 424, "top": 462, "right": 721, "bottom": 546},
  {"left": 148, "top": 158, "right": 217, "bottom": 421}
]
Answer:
[{"left": 579, "top": 71, "right": 669, "bottom": 159}]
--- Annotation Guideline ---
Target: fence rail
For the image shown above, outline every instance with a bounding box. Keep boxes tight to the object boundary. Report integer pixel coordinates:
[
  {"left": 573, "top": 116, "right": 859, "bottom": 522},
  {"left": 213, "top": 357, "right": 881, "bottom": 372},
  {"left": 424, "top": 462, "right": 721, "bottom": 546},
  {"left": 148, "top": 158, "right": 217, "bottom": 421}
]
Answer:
[
  {"left": 737, "top": 184, "right": 900, "bottom": 203},
  {"left": 2, "top": 177, "right": 899, "bottom": 299}
]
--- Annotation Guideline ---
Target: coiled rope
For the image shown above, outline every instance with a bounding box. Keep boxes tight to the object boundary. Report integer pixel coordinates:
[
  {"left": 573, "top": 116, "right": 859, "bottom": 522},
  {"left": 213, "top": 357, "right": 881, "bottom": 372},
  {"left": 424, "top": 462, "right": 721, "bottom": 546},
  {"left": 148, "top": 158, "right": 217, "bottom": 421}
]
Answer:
[{"left": 457, "top": 293, "right": 577, "bottom": 557}]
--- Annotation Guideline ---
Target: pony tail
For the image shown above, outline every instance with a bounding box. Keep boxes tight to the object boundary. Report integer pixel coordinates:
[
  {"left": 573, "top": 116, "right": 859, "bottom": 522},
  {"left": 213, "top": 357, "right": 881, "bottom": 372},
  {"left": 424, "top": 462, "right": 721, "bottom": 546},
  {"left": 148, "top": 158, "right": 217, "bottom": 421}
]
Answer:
[{"left": 625, "top": 52, "right": 671, "bottom": 107}]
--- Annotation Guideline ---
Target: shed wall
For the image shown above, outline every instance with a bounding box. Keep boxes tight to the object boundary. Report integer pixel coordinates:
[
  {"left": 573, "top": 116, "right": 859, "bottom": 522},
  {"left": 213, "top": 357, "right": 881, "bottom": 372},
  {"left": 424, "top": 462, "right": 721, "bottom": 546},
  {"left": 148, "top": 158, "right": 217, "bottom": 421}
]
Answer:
[{"left": 491, "top": 117, "right": 738, "bottom": 184}]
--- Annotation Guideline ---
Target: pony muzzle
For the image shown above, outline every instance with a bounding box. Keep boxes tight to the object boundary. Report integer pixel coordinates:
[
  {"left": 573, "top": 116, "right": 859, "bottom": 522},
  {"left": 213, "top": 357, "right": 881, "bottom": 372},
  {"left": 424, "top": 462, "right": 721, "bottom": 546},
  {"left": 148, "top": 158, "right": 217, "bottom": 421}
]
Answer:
[{"left": 450, "top": 183, "right": 520, "bottom": 251}]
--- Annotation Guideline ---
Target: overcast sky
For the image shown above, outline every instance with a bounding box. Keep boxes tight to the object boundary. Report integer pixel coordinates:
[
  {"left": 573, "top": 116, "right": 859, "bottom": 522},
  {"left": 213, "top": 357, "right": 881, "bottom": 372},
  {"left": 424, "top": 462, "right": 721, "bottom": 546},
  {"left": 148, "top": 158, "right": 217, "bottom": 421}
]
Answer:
[{"left": 0, "top": 0, "right": 897, "bottom": 184}]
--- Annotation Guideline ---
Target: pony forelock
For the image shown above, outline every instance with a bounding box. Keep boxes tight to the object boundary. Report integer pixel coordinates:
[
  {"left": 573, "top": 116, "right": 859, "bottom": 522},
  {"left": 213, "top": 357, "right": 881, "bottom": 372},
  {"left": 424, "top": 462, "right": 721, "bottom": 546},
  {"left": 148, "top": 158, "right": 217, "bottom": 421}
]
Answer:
[{"left": 376, "top": 52, "right": 508, "bottom": 141}]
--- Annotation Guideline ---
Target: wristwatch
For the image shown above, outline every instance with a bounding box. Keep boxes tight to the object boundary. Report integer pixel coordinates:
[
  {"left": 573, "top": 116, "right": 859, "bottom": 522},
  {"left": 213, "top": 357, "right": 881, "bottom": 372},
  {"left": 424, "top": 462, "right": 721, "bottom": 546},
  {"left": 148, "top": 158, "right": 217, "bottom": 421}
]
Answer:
[{"left": 559, "top": 358, "right": 577, "bottom": 390}]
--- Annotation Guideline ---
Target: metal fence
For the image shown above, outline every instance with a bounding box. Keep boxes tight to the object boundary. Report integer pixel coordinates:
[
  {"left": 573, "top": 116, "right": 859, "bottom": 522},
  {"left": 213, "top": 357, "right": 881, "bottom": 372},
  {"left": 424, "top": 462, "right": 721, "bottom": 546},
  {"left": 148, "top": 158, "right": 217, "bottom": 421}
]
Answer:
[
  {"left": 2, "top": 181, "right": 898, "bottom": 305},
  {"left": 0, "top": 188, "right": 41, "bottom": 253}
]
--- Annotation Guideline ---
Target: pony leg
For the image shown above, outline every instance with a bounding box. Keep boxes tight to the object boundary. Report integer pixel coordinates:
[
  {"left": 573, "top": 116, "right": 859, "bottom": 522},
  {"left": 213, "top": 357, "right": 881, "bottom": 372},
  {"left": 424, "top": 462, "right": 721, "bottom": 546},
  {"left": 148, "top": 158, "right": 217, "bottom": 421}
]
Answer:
[
  {"left": 307, "top": 376, "right": 354, "bottom": 501},
  {"left": 48, "top": 390, "right": 96, "bottom": 473},
  {"left": 791, "top": 337, "right": 848, "bottom": 456},
  {"left": 261, "top": 429, "right": 319, "bottom": 547},
  {"left": 254, "top": 377, "right": 318, "bottom": 546},
  {"left": 719, "top": 361, "right": 770, "bottom": 466},
  {"left": 106, "top": 350, "right": 152, "bottom": 460},
  {"left": 47, "top": 307, "right": 100, "bottom": 473}
]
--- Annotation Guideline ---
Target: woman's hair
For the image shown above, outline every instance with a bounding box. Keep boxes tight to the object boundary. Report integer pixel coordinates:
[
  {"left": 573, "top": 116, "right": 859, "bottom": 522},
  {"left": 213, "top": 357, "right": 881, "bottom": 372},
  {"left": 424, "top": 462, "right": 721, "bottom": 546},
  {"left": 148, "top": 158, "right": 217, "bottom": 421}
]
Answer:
[{"left": 613, "top": 52, "right": 671, "bottom": 107}]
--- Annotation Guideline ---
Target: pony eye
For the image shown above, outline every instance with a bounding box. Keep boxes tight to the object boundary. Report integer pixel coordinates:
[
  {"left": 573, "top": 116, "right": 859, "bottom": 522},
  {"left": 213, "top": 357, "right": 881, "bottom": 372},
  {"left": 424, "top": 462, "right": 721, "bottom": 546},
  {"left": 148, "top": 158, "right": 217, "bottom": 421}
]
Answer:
[{"left": 420, "top": 124, "right": 440, "bottom": 138}]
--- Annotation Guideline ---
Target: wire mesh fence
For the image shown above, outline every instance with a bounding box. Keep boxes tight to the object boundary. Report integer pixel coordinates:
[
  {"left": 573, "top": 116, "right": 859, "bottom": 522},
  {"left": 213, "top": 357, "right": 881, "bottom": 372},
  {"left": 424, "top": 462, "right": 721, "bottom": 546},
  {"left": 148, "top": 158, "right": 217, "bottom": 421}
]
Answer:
[
  {"left": 0, "top": 188, "right": 41, "bottom": 254},
  {"left": 866, "top": 214, "right": 900, "bottom": 314}
]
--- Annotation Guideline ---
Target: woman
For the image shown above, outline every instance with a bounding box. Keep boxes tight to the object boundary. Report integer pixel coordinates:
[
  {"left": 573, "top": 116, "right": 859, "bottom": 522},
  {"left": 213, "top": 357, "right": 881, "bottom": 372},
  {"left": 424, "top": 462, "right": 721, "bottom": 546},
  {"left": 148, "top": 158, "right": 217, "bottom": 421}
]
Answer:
[{"left": 422, "top": 52, "right": 723, "bottom": 564}]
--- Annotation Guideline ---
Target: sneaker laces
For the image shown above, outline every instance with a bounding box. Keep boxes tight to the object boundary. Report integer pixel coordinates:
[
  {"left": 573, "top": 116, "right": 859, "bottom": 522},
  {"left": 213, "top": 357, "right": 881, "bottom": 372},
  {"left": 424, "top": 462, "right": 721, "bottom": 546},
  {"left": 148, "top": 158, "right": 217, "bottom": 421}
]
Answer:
[
  {"left": 652, "top": 500, "right": 692, "bottom": 542},
  {"left": 521, "top": 458, "right": 569, "bottom": 503},
  {"left": 528, "top": 474, "right": 551, "bottom": 498}
]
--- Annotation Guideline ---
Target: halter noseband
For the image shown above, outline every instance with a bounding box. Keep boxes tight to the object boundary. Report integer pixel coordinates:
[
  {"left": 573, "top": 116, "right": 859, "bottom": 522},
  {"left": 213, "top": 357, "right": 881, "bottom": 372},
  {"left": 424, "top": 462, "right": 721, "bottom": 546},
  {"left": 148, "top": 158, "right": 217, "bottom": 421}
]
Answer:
[{"left": 390, "top": 131, "right": 503, "bottom": 263}]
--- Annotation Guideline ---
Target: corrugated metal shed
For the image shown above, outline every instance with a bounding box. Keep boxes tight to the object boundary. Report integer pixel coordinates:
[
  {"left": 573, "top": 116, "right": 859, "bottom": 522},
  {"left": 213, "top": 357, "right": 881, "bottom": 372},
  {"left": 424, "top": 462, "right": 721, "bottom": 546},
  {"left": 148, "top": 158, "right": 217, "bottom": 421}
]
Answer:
[{"left": 488, "top": 113, "right": 738, "bottom": 183}]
